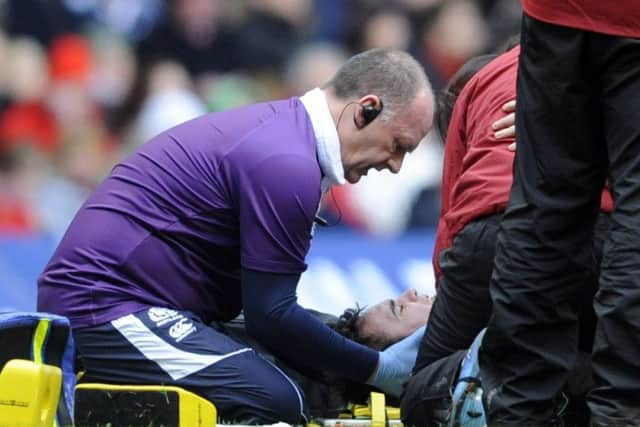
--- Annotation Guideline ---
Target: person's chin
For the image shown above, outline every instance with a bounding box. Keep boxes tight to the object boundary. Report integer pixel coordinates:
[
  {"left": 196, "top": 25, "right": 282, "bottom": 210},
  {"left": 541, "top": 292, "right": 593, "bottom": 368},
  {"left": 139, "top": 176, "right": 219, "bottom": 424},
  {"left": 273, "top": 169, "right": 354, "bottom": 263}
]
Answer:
[{"left": 346, "top": 173, "right": 361, "bottom": 184}]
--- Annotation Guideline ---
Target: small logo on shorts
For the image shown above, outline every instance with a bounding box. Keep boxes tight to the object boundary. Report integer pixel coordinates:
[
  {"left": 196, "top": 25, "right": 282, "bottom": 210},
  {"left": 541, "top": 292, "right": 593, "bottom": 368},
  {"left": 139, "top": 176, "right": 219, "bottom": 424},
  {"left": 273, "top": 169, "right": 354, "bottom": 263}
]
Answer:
[
  {"left": 148, "top": 307, "right": 182, "bottom": 326},
  {"left": 169, "top": 318, "right": 196, "bottom": 342}
]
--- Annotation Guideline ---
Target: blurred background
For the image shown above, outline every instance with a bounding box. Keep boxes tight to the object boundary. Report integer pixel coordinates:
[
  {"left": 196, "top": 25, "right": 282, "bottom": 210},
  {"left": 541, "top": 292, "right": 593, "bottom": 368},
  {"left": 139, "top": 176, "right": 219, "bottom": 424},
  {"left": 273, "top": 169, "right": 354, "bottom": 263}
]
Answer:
[{"left": 0, "top": 0, "right": 521, "bottom": 314}]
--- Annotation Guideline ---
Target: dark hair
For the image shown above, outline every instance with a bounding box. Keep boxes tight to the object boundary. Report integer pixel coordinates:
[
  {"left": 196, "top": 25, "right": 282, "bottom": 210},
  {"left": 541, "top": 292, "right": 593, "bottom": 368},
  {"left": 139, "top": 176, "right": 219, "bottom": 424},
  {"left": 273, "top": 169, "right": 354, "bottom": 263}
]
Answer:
[
  {"left": 330, "top": 304, "right": 367, "bottom": 343},
  {"left": 435, "top": 53, "right": 498, "bottom": 144},
  {"left": 330, "top": 304, "right": 392, "bottom": 351}
]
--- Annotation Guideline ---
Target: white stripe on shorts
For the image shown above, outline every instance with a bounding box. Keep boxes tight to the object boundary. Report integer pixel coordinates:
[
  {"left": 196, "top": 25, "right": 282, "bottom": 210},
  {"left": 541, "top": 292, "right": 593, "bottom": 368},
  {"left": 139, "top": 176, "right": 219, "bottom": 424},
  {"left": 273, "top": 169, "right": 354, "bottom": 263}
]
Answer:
[{"left": 111, "top": 314, "right": 251, "bottom": 380}]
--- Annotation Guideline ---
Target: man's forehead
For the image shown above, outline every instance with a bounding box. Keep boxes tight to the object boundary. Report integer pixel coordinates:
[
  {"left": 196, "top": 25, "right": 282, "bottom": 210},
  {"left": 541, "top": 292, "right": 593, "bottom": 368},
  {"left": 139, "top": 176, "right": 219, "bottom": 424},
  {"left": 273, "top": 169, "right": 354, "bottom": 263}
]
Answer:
[
  {"left": 366, "top": 299, "right": 394, "bottom": 318},
  {"left": 394, "top": 116, "right": 429, "bottom": 148},
  {"left": 412, "top": 90, "right": 435, "bottom": 135},
  {"left": 394, "top": 91, "right": 434, "bottom": 140}
]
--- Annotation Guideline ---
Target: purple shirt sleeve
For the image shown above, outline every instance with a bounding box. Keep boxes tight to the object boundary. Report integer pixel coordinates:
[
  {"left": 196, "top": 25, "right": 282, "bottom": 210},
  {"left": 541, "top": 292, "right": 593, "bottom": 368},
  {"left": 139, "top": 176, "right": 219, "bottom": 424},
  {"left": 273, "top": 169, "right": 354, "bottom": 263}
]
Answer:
[{"left": 235, "top": 152, "right": 321, "bottom": 274}]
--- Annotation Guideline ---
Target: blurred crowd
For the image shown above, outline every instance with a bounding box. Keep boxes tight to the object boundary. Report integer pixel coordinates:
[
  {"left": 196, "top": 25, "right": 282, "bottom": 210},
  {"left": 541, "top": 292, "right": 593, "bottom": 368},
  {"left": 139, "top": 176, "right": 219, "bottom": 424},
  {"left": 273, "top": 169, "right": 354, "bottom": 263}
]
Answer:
[{"left": 0, "top": 0, "right": 521, "bottom": 239}]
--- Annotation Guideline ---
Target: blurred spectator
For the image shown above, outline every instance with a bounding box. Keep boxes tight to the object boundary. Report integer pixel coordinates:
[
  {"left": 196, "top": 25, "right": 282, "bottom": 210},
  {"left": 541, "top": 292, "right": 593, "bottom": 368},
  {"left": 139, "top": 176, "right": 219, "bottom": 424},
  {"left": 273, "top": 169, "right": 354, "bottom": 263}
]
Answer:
[
  {"left": 62, "top": 0, "right": 164, "bottom": 43},
  {"left": 200, "top": 74, "right": 269, "bottom": 112},
  {"left": 0, "top": 147, "right": 46, "bottom": 234},
  {"left": 46, "top": 34, "right": 99, "bottom": 127},
  {"left": 236, "top": 0, "right": 312, "bottom": 75},
  {"left": 310, "top": 0, "right": 349, "bottom": 44},
  {"left": 48, "top": 33, "right": 92, "bottom": 83},
  {"left": 0, "top": 103, "right": 59, "bottom": 154},
  {"left": 358, "top": 7, "right": 414, "bottom": 51},
  {"left": 420, "top": 0, "right": 490, "bottom": 82},
  {"left": 283, "top": 42, "right": 349, "bottom": 96},
  {"left": 134, "top": 61, "right": 206, "bottom": 143},
  {"left": 88, "top": 30, "right": 137, "bottom": 120},
  {"left": 3, "top": 0, "right": 81, "bottom": 47},
  {"left": 0, "top": 102, "right": 58, "bottom": 234},
  {"left": 37, "top": 125, "right": 113, "bottom": 239},
  {"left": 0, "top": 31, "right": 9, "bottom": 109},
  {"left": 137, "top": 0, "right": 238, "bottom": 79},
  {"left": 478, "top": 0, "right": 522, "bottom": 52},
  {"left": 397, "top": 0, "right": 443, "bottom": 11},
  {"left": 5, "top": 37, "right": 50, "bottom": 103}
]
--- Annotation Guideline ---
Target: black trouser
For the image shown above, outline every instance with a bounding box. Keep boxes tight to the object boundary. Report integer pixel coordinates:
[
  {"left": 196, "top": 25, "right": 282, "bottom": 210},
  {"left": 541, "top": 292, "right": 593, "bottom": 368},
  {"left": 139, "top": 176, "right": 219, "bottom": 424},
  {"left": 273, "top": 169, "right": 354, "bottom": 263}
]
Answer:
[
  {"left": 414, "top": 213, "right": 608, "bottom": 373},
  {"left": 403, "top": 350, "right": 595, "bottom": 427},
  {"left": 414, "top": 214, "right": 502, "bottom": 373},
  {"left": 480, "top": 14, "right": 640, "bottom": 426},
  {"left": 405, "top": 213, "right": 607, "bottom": 426}
]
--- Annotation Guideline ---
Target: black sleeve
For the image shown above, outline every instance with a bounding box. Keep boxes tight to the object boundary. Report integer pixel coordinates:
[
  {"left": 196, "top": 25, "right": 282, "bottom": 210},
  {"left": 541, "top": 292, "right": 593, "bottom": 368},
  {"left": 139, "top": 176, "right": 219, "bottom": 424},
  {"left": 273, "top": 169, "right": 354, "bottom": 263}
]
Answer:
[{"left": 241, "top": 268, "right": 378, "bottom": 383}]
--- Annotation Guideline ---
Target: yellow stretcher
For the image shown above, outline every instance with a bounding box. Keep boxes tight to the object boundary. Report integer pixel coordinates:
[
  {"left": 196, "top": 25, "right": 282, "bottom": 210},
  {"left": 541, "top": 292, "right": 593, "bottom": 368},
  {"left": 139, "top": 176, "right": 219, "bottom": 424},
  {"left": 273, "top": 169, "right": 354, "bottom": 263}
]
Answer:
[
  {"left": 74, "top": 382, "right": 217, "bottom": 427},
  {"left": 0, "top": 363, "right": 401, "bottom": 427},
  {"left": 0, "top": 359, "right": 62, "bottom": 427},
  {"left": 317, "top": 392, "right": 403, "bottom": 427},
  {"left": 74, "top": 382, "right": 400, "bottom": 427}
]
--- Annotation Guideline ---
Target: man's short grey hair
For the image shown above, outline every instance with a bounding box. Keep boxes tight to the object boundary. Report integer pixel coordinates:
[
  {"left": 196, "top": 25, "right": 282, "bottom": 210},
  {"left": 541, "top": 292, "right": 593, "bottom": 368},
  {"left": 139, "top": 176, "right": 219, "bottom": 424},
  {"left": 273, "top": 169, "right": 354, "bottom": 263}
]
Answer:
[{"left": 324, "top": 48, "right": 431, "bottom": 121}]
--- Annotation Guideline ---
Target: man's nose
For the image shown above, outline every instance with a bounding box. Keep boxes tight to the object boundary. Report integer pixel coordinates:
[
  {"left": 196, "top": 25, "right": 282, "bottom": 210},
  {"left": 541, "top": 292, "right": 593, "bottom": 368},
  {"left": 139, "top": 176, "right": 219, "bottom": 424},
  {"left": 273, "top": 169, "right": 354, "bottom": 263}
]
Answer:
[
  {"left": 387, "top": 154, "right": 405, "bottom": 174},
  {"left": 398, "top": 288, "right": 419, "bottom": 304}
]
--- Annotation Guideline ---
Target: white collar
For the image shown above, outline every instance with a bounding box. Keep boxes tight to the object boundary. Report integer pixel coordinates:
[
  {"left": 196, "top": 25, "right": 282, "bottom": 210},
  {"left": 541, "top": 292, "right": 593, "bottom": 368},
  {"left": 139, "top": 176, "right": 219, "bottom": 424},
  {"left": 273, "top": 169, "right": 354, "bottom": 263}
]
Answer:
[{"left": 299, "top": 88, "right": 346, "bottom": 192}]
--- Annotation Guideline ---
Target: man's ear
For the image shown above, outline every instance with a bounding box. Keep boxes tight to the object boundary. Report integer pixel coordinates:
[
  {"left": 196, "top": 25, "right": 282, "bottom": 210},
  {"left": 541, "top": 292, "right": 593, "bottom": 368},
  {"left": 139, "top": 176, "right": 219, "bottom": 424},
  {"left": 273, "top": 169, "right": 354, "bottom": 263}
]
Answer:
[
  {"left": 361, "top": 103, "right": 382, "bottom": 127},
  {"left": 357, "top": 95, "right": 384, "bottom": 128}
]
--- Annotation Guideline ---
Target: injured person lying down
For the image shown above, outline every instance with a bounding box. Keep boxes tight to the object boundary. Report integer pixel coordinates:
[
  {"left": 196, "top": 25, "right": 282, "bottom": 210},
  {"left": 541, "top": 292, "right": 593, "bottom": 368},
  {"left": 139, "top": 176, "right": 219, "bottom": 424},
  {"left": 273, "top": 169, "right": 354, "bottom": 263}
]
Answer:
[{"left": 224, "top": 288, "right": 433, "bottom": 419}]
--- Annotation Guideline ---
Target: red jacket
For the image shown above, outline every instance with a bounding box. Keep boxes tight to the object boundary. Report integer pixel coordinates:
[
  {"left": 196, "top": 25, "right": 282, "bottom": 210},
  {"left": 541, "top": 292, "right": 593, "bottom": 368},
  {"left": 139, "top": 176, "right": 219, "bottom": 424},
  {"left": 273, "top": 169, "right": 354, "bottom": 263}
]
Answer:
[
  {"left": 434, "top": 45, "right": 613, "bottom": 279},
  {"left": 522, "top": 0, "right": 640, "bottom": 38}
]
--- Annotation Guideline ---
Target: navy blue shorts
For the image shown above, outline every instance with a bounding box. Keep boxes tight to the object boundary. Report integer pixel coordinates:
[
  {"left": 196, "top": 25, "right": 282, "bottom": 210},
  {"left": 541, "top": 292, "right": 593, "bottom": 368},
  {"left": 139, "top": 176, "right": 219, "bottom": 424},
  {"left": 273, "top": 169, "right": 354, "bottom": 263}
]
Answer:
[{"left": 74, "top": 307, "right": 309, "bottom": 424}]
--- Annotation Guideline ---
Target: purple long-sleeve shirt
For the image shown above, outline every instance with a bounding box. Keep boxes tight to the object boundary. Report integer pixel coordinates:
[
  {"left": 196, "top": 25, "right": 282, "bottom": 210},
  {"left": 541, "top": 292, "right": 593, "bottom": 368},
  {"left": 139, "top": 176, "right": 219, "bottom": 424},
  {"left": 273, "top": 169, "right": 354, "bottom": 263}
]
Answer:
[{"left": 37, "top": 97, "right": 378, "bottom": 383}]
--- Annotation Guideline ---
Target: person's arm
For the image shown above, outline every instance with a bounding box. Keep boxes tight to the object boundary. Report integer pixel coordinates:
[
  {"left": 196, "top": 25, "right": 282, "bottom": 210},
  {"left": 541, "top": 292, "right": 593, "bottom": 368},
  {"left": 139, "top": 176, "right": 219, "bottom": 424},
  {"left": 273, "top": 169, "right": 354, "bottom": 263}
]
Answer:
[
  {"left": 242, "top": 268, "right": 425, "bottom": 397},
  {"left": 241, "top": 268, "right": 378, "bottom": 382}
]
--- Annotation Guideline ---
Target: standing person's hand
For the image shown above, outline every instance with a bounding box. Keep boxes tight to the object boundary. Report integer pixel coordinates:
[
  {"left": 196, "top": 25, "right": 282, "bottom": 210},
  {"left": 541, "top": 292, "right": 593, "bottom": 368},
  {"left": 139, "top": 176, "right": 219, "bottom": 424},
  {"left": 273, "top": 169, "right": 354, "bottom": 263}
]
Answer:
[
  {"left": 492, "top": 100, "right": 516, "bottom": 140},
  {"left": 368, "top": 326, "right": 426, "bottom": 397}
]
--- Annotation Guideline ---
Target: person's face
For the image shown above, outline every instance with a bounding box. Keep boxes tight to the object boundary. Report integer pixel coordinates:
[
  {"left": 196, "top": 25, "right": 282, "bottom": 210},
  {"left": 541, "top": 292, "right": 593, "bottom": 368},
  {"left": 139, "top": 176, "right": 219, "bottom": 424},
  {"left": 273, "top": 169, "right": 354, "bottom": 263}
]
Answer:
[
  {"left": 359, "top": 288, "right": 433, "bottom": 350},
  {"left": 340, "top": 90, "right": 433, "bottom": 184}
]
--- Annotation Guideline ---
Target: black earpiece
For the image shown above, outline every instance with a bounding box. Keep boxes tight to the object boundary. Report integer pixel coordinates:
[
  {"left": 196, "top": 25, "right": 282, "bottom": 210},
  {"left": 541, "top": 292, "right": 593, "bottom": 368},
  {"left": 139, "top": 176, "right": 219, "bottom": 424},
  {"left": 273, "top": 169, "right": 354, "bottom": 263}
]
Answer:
[{"left": 359, "top": 100, "right": 384, "bottom": 128}]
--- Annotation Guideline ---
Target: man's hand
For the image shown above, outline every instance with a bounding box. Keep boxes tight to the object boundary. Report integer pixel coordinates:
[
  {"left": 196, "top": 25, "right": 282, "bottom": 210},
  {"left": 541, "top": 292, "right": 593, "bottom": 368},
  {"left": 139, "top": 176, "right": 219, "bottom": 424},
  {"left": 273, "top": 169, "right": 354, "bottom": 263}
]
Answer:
[
  {"left": 492, "top": 100, "right": 516, "bottom": 140},
  {"left": 368, "top": 326, "right": 426, "bottom": 397}
]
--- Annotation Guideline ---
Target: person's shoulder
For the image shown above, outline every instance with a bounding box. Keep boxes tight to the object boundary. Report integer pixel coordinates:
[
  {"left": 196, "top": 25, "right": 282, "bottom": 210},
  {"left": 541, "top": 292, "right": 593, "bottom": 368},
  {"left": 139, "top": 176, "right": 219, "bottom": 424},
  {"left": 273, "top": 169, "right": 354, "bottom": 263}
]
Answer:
[
  {"left": 223, "top": 98, "right": 315, "bottom": 154},
  {"left": 470, "top": 45, "right": 520, "bottom": 85},
  {"left": 493, "top": 45, "right": 520, "bottom": 69},
  {"left": 459, "top": 45, "right": 519, "bottom": 104},
  {"left": 206, "top": 97, "right": 309, "bottom": 133},
  {"left": 219, "top": 99, "right": 321, "bottom": 184},
  {"left": 160, "top": 98, "right": 310, "bottom": 151},
  {"left": 229, "top": 97, "right": 306, "bottom": 116}
]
